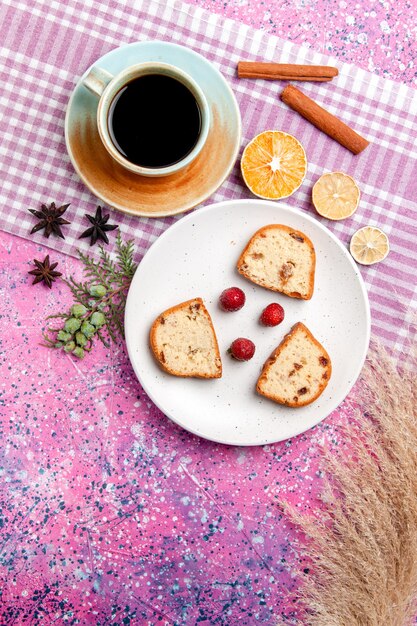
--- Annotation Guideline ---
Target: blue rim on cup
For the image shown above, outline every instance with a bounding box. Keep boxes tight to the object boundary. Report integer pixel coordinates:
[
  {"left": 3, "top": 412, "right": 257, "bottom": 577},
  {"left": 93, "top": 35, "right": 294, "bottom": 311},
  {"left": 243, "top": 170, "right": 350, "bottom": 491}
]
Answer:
[{"left": 83, "top": 62, "right": 211, "bottom": 177}]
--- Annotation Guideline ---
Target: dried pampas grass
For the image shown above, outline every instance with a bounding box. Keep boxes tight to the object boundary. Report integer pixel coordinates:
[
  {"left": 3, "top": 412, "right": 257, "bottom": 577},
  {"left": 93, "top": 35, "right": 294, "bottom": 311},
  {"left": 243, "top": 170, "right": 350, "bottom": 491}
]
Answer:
[{"left": 280, "top": 339, "right": 417, "bottom": 626}]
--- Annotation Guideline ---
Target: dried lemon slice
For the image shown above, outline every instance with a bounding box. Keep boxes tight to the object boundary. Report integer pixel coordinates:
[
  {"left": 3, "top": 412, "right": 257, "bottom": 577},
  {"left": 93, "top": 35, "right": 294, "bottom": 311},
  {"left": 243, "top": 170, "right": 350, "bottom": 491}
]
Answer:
[
  {"left": 312, "top": 172, "right": 360, "bottom": 220},
  {"left": 241, "top": 130, "right": 307, "bottom": 200},
  {"left": 350, "top": 226, "right": 390, "bottom": 265}
]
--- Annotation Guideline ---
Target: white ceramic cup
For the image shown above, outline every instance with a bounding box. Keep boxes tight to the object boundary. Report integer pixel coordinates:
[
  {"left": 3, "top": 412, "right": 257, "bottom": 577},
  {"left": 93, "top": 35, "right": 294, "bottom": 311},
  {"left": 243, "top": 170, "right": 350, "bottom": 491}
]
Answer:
[{"left": 83, "top": 62, "right": 210, "bottom": 177}]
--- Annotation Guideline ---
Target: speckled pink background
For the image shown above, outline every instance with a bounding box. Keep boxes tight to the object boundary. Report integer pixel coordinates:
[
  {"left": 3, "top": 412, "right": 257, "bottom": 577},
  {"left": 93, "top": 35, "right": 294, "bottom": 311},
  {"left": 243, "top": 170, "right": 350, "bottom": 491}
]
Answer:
[{"left": 1, "top": 0, "right": 416, "bottom": 624}]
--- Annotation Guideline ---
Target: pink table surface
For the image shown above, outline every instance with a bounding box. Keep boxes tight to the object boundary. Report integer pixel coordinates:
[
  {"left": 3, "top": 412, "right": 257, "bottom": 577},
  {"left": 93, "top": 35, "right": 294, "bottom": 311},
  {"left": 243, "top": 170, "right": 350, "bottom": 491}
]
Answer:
[{"left": 1, "top": 1, "right": 416, "bottom": 624}]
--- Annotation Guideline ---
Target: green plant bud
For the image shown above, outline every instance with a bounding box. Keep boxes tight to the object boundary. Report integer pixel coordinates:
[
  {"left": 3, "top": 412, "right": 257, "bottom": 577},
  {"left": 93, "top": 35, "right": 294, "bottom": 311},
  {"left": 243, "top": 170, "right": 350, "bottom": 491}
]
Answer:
[
  {"left": 75, "top": 332, "right": 88, "bottom": 347},
  {"left": 90, "top": 311, "right": 106, "bottom": 328},
  {"left": 54, "top": 342, "right": 63, "bottom": 349},
  {"left": 80, "top": 320, "right": 95, "bottom": 339},
  {"left": 72, "top": 347, "right": 85, "bottom": 359},
  {"left": 57, "top": 330, "right": 72, "bottom": 342},
  {"left": 89, "top": 284, "right": 107, "bottom": 298},
  {"left": 71, "top": 303, "right": 88, "bottom": 318},
  {"left": 97, "top": 302, "right": 107, "bottom": 311},
  {"left": 88, "top": 299, "right": 96, "bottom": 308},
  {"left": 64, "top": 317, "right": 82, "bottom": 334},
  {"left": 63, "top": 341, "right": 76, "bottom": 353}
]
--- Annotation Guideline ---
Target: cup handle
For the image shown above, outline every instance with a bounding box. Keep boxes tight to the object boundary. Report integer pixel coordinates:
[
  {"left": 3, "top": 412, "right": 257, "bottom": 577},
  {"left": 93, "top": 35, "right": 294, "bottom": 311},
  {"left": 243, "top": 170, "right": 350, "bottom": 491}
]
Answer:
[{"left": 83, "top": 67, "right": 114, "bottom": 97}]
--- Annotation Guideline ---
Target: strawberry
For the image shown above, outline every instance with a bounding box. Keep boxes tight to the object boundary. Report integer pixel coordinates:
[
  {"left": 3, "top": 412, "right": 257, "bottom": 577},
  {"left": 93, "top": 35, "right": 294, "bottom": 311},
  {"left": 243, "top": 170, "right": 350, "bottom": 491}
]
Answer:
[
  {"left": 259, "top": 303, "right": 285, "bottom": 327},
  {"left": 228, "top": 338, "right": 255, "bottom": 361},
  {"left": 219, "top": 287, "right": 246, "bottom": 312}
]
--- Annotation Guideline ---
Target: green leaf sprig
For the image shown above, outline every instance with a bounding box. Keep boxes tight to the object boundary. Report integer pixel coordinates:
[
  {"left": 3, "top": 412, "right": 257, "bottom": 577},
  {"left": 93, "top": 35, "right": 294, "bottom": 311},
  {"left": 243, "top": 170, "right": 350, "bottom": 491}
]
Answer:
[{"left": 43, "top": 233, "right": 137, "bottom": 358}]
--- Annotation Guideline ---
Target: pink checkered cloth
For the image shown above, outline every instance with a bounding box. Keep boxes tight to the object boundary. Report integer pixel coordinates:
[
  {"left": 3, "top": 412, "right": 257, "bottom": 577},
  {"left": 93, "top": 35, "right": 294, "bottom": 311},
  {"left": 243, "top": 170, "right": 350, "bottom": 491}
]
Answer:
[{"left": 1, "top": 0, "right": 416, "bottom": 355}]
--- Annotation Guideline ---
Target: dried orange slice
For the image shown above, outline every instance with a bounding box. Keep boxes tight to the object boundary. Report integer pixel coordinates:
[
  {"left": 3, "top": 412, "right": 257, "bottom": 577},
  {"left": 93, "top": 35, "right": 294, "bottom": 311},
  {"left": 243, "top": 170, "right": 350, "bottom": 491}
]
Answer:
[
  {"left": 241, "top": 131, "right": 307, "bottom": 200},
  {"left": 312, "top": 172, "right": 360, "bottom": 220},
  {"left": 350, "top": 226, "right": 390, "bottom": 265}
]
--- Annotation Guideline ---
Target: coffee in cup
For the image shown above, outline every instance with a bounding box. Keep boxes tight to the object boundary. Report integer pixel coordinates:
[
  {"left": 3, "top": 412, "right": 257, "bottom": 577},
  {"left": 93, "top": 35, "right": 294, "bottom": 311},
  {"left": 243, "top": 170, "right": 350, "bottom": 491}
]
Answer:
[{"left": 83, "top": 62, "right": 210, "bottom": 177}]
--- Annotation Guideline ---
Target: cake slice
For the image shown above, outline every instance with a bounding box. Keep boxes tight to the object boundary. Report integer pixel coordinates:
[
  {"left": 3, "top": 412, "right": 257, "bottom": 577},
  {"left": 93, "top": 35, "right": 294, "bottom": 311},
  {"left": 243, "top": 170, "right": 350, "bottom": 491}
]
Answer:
[
  {"left": 237, "top": 224, "right": 316, "bottom": 299},
  {"left": 256, "top": 322, "right": 331, "bottom": 407},
  {"left": 150, "top": 298, "right": 222, "bottom": 378}
]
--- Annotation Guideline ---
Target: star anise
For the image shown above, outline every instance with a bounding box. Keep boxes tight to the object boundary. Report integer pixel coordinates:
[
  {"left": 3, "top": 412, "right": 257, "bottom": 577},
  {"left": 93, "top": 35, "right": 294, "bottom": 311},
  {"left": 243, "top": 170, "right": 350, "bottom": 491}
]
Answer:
[
  {"left": 79, "top": 206, "right": 118, "bottom": 246},
  {"left": 29, "top": 202, "right": 71, "bottom": 239},
  {"left": 28, "top": 255, "right": 62, "bottom": 288}
]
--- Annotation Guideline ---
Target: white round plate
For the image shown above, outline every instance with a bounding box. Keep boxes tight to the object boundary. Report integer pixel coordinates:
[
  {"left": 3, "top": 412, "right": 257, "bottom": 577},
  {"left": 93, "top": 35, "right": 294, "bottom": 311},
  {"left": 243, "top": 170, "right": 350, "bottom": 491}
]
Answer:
[{"left": 125, "top": 199, "right": 370, "bottom": 446}]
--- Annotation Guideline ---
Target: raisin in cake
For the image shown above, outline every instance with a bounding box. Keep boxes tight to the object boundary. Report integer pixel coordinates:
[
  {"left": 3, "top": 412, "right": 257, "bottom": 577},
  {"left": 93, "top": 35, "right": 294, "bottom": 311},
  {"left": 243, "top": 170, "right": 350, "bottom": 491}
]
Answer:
[
  {"left": 150, "top": 298, "right": 222, "bottom": 379},
  {"left": 237, "top": 224, "right": 315, "bottom": 300},
  {"left": 257, "top": 322, "right": 331, "bottom": 407}
]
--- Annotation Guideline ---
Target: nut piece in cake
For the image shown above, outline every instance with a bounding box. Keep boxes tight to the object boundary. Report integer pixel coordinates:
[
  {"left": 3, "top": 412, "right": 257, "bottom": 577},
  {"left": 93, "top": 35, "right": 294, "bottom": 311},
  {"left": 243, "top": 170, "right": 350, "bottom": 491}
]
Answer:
[
  {"left": 257, "top": 322, "right": 331, "bottom": 407},
  {"left": 237, "top": 224, "right": 315, "bottom": 300},
  {"left": 150, "top": 298, "right": 222, "bottom": 378}
]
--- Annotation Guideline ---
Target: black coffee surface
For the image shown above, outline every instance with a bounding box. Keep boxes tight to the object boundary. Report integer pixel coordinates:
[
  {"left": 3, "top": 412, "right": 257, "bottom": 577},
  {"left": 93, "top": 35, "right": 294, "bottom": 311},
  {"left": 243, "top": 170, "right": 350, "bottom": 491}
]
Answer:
[{"left": 108, "top": 74, "right": 202, "bottom": 168}]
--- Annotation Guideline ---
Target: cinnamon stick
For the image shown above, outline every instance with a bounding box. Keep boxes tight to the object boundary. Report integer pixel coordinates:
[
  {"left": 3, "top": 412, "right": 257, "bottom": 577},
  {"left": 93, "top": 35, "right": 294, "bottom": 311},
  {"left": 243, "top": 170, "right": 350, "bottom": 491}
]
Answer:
[
  {"left": 280, "top": 84, "right": 370, "bottom": 154},
  {"left": 238, "top": 62, "right": 338, "bottom": 82}
]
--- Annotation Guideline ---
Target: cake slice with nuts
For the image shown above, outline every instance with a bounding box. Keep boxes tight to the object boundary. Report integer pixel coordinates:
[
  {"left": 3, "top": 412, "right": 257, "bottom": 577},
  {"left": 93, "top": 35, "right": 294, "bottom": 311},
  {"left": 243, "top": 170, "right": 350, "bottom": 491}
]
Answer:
[
  {"left": 237, "top": 224, "right": 315, "bottom": 300},
  {"left": 150, "top": 298, "right": 222, "bottom": 378},
  {"left": 256, "top": 322, "right": 331, "bottom": 407}
]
